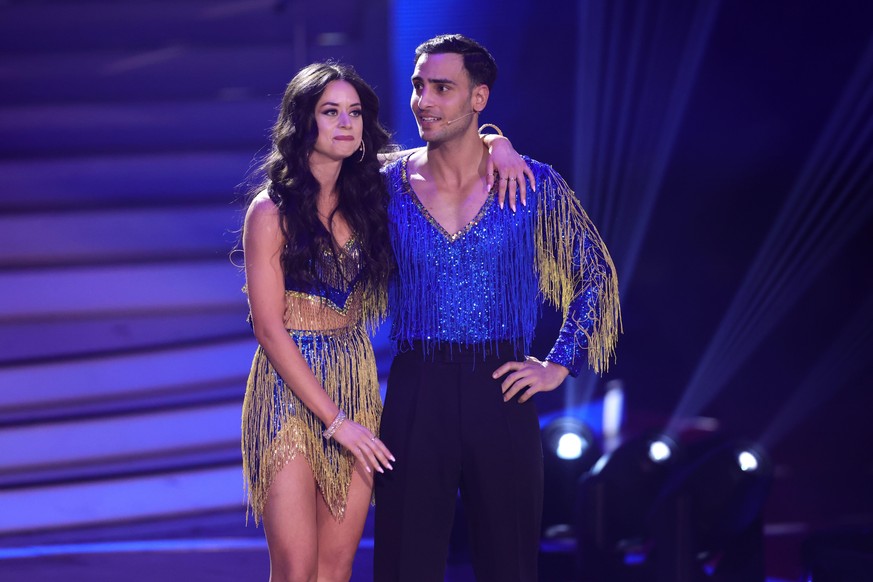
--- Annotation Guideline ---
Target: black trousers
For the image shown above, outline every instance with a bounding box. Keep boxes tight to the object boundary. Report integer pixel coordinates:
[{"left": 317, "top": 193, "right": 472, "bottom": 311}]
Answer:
[{"left": 374, "top": 344, "right": 544, "bottom": 582}]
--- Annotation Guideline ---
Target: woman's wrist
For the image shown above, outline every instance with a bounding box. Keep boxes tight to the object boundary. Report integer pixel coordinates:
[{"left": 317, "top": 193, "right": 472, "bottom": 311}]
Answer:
[
  {"left": 322, "top": 410, "right": 347, "bottom": 440},
  {"left": 479, "top": 123, "right": 505, "bottom": 149},
  {"left": 478, "top": 123, "right": 503, "bottom": 137},
  {"left": 482, "top": 134, "right": 510, "bottom": 148}
]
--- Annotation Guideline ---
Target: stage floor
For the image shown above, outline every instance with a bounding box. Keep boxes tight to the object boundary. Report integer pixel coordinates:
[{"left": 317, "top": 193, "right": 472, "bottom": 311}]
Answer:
[{"left": 0, "top": 535, "right": 799, "bottom": 582}]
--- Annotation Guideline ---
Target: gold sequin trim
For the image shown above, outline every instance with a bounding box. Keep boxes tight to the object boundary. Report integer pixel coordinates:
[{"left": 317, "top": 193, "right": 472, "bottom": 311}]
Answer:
[
  {"left": 286, "top": 282, "right": 362, "bottom": 317},
  {"left": 400, "top": 155, "right": 495, "bottom": 243}
]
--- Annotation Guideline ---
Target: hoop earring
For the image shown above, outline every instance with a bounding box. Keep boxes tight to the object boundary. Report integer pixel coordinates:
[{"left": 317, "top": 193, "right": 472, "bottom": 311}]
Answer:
[{"left": 357, "top": 138, "right": 366, "bottom": 163}]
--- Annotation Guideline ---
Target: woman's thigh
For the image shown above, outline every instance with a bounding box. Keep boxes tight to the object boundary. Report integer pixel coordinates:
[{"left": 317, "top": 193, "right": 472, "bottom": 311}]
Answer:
[
  {"left": 316, "top": 463, "right": 373, "bottom": 580},
  {"left": 262, "top": 455, "right": 319, "bottom": 579}
]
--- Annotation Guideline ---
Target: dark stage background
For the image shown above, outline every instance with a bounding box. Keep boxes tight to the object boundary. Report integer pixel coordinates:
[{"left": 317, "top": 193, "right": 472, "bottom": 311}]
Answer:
[{"left": 1, "top": 1, "right": 871, "bottom": 580}]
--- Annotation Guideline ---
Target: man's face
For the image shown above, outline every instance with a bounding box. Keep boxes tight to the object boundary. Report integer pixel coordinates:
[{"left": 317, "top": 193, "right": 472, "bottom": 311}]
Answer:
[{"left": 410, "top": 52, "right": 479, "bottom": 144}]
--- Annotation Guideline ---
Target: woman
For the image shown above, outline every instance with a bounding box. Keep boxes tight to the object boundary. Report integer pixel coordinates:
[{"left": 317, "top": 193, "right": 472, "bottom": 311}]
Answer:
[{"left": 241, "top": 62, "right": 527, "bottom": 581}]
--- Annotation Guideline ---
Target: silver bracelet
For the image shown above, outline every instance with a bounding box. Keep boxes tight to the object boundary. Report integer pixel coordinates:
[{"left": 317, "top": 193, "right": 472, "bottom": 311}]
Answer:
[{"left": 322, "top": 410, "right": 347, "bottom": 440}]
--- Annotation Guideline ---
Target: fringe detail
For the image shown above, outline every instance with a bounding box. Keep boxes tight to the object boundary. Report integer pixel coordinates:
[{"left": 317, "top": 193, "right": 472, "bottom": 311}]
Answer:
[
  {"left": 384, "top": 156, "right": 620, "bottom": 374},
  {"left": 358, "top": 281, "right": 388, "bottom": 336},
  {"left": 534, "top": 165, "right": 622, "bottom": 374},
  {"left": 386, "top": 156, "right": 541, "bottom": 358},
  {"left": 241, "top": 325, "right": 381, "bottom": 524}
]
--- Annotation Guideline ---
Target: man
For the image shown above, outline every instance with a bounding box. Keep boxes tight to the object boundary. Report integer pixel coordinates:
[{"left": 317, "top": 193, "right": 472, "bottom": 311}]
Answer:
[{"left": 375, "top": 34, "right": 621, "bottom": 581}]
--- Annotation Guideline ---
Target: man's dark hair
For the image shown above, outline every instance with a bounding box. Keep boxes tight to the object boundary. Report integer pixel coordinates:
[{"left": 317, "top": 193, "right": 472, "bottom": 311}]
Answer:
[{"left": 414, "top": 34, "right": 498, "bottom": 89}]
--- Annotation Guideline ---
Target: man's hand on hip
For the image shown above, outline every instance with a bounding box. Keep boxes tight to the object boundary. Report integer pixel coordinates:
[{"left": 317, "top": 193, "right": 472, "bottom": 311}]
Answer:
[{"left": 492, "top": 357, "right": 569, "bottom": 403}]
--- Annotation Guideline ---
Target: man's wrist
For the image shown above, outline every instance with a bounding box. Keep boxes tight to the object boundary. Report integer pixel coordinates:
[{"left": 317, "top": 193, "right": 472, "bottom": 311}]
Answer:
[
  {"left": 544, "top": 357, "right": 572, "bottom": 380},
  {"left": 546, "top": 360, "right": 570, "bottom": 378}
]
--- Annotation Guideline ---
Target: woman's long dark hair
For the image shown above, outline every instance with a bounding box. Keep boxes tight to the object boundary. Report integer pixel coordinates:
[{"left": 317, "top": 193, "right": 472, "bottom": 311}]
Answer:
[{"left": 251, "top": 62, "right": 394, "bottom": 293}]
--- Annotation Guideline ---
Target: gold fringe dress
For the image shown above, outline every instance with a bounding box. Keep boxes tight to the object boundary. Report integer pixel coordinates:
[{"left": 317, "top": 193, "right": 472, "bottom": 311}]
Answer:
[{"left": 242, "top": 236, "right": 386, "bottom": 524}]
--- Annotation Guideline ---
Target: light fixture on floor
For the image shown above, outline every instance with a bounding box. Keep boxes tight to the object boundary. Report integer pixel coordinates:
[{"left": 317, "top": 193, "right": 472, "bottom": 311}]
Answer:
[
  {"left": 649, "top": 437, "right": 772, "bottom": 581},
  {"left": 576, "top": 431, "right": 681, "bottom": 581},
  {"left": 541, "top": 416, "right": 600, "bottom": 539}
]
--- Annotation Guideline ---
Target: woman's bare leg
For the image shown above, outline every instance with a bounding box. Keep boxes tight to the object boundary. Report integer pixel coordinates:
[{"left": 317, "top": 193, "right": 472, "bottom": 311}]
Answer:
[
  {"left": 262, "top": 456, "right": 320, "bottom": 582},
  {"left": 315, "top": 463, "right": 374, "bottom": 582}
]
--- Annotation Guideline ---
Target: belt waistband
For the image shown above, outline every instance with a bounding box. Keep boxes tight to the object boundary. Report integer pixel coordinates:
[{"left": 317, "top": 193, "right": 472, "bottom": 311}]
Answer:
[{"left": 404, "top": 340, "right": 522, "bottom": 363}]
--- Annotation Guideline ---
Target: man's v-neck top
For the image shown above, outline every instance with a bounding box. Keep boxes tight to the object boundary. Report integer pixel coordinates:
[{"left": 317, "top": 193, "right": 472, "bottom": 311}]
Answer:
[{"left": 381, "top": 154, "right": 621, "bottom": 376}]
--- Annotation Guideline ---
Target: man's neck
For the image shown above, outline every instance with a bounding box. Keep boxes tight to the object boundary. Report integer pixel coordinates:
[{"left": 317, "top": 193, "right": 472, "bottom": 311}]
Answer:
[
  {"left": 420, "top": 129, "right": 486, "bottom": 190},
  {"left": 405, "top": 126, "right": 491, "bottom": 236}
]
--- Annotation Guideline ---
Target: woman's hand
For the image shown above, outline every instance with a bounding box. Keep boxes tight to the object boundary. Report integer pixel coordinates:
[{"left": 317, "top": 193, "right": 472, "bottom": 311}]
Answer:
[
  {"left": 483, "top": 135, "right": 536, "bottom": 211},
  {"left": 332, "top": 419, "right": 395, "bottom": 474}
]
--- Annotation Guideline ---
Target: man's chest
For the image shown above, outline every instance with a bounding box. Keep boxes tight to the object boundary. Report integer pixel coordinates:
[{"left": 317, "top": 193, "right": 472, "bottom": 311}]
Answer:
[{"left": 410, "top": 182, "right": 491, "bottom": 238}]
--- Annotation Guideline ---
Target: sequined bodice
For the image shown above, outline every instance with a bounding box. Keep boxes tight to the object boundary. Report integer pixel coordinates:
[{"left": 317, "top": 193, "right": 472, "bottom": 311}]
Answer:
[{"left": 282, "top": 237, "right": 368, "bottom": 332}]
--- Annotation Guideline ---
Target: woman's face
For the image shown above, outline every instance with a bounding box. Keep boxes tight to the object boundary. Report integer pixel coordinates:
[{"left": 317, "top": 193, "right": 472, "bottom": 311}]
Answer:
[{"left": 309, "top": 80, "right": 364, "bottom": 165}]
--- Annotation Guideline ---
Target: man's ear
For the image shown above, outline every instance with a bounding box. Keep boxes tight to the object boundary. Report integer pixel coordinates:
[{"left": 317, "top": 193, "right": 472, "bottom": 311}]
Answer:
[{"left": 472, "top": 84, "right": 490, "bottom": 112}]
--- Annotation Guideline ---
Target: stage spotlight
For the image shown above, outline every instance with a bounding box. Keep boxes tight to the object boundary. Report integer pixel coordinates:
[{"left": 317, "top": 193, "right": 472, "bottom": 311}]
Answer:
[
  {"left": 576, "top": 432, "right": 680, "bottom": 581},
  {"left": 737, "top": 448, "right": 760, "bottom": 472},
  {"left": 648, "top": 439, "right": 673, "bottom": 463},
  {"left": 543, "top": 416, "right": 597, "bottom": 463},
  {"left": 649, "top": 438, "right": 773, "bottom": 582},
  {"left": 576, "top": 432, "right": 771, "bottom": 581},
  {"left": 541, "top": 417, "right": 600, "bottom": 540},
  {"left": 557, "top": 432, "right": 586, "bottom": 460}
]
